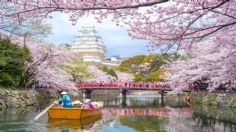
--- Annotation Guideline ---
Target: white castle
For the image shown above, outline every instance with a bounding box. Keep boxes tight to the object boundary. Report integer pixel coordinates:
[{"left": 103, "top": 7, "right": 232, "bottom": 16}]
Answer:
[{"left": 71, "top": 27, "right": 120, "bottom": 66}]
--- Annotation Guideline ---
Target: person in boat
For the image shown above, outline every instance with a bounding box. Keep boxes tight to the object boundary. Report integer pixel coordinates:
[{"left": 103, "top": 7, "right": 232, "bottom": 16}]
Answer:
[
  {"left": 82, "top": 99, "right": 96, "bottom": 109},
  {"left": 59, "top": 91, "right": 73, "bottom": 108}
]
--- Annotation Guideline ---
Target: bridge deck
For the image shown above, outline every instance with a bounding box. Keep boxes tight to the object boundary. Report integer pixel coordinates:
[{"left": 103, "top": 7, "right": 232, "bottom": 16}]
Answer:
[
  {"left": 75, "top": 82, "right": 191, "bottom": 92},
  {"left": 77, "top": 87, "right": 172, "bottom": 91}
]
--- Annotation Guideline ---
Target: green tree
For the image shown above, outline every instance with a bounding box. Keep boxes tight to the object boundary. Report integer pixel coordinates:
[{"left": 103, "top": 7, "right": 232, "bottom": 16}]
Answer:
[
  {"left": 147, "top": 69, "right": 166, "bottom": 82},
  {"left": 99, "top": 66, "right": 118, "bottom": 79},
  {"left": 59, "top": 54, "right": 91, "bottom": 82},
  {"left": 0, "top": 38, "right": 32, "bottom": 87},
  {"left": 118, "top": 55, "right": 146, "bottom": 73},
  {"left": 134, "top": 73, "right": 143, "bottom": 82},
  {"left": 118, "top": 53, "right": 181, "bottom": 82}
]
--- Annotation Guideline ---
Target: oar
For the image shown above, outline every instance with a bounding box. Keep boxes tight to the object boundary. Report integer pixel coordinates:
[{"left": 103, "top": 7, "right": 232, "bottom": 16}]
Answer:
[{"left": 32, "top": 102, "right": 55, "bottom": 122}]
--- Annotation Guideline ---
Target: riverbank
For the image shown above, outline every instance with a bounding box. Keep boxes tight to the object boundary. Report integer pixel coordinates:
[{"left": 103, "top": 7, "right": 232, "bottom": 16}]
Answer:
[
  {"left": 0, "top": 89, "right": 61, "bottom": 109},
  {"left": 0, "top": 88, "right": 120, "bottom": 109},
  {"left": 190, "top": 92, "right": 236, "bottom": 107}
]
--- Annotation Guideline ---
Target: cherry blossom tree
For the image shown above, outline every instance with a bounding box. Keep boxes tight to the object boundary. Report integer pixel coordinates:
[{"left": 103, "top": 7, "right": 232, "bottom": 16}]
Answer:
[
  {"left": 128, "top": 0, "right": 236, "bottom": 51},
  {"left": 32, "top": 44, "right": 76, "bottom": 89},
  {"left": 1, "top": 0, "right": 236, "bottom": 91},
  {"left": 4, "top": 34, "right": 76, "bottom": 89},
  {"left": 164, "top": 37, "right": 236, "bottom": 91},
  {"left": 115, "top": 71, "right": 134, "bottom": 82}
]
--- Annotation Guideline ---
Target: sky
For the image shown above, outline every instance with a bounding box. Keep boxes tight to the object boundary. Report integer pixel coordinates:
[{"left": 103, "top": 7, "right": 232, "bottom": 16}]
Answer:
[{"left": 45, "top": 13, "right": 155, "bottom": 58}]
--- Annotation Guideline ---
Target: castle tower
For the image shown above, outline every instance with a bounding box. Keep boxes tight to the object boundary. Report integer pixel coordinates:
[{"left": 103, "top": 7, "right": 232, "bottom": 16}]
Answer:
[{"left": 72, "top": 27, "right": 106, "bottom": 63}]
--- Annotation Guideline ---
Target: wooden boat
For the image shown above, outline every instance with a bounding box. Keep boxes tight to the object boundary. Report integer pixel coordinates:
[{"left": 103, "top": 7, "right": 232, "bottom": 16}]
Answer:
[
  {"left": 48, "top": 107, "right": 101, "bottom": 119},
  {"left": 48, "top": 114, "right": 101, "bottom": 130}
]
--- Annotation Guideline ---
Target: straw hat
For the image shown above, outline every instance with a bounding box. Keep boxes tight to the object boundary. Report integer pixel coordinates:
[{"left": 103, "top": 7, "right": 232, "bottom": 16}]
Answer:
[
  {"left": 84, "top": 99, "right": 91, "bottom": 103},
  {"left": 61, "top": 91, "right": 68, "bottom": 95}
]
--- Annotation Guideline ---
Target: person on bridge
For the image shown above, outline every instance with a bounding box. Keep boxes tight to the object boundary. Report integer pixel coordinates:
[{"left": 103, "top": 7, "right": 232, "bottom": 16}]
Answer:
[
  {"left": 82, "top": 99, "right": 96, "bottom": 109},
  {"left": 59, "top": 91, "right": 73, "bottom": 108}
]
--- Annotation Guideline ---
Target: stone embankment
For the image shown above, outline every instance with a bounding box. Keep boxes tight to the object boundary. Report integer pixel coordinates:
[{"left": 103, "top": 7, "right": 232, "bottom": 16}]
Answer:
[
  {"left": 190, "top": 92, "right": 236, "bottom": 107},
  {"left": 0, "top": 89, "right": 81, "bottom": 109},
  {"left": 0, "top": 88, "right": 120, "bottom": 109}
]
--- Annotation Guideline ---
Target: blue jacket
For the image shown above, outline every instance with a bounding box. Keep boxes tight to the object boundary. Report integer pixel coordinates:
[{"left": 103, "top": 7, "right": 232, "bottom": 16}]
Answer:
[{"left": 59, "top": 94, "right": 72, "bottom": 108}]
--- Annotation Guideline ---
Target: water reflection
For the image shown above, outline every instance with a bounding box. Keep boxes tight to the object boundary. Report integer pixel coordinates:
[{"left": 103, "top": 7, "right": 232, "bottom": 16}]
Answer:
[
  {"left": 107, "top": 108, "right": 172, "bottom": 116},
  {"left": 104, "top": 96, "right": 188, "bottom": 108},
  {"left": 47, "top": 114, "right": 101, "bottom": 131},
  {"left": 98, "top": 107, "right": 193, "bottom": 132},
  {"left": 0, "top": 106, "right": 38, "bottom": 122},
  {"left": 191, "top": 105, "right": 236, "bottom": 132}
]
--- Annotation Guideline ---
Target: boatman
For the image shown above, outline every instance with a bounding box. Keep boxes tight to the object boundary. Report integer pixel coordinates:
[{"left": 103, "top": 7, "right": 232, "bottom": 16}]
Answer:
[{"left": 59, "top": 91, "right": 73, "bottom": 108}]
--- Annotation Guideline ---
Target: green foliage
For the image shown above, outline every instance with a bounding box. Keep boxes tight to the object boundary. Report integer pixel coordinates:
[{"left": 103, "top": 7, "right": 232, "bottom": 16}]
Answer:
[
  {"left": 0, "top": 37, "right": 32, "bottom": 87},
  {"left": 98, "top": 66, "right": 118, "bottom": 79},
  {"left": 118, "top": 53, "right": 180, "bottom": 82},
  {"left": 59, "top": 54, "right": 91, "bottom": 82},
  {"left": 119, "top": 55, "right": 146, "bottom": 73},
  {"left": 142, "top": 54, "right": 157, "bottom": 64},
  {"left": 147, "top": 69, "right": 166, "bottom": 82},
  {"left": 134, "top": 73, "right": 143, "bottom": 82}
]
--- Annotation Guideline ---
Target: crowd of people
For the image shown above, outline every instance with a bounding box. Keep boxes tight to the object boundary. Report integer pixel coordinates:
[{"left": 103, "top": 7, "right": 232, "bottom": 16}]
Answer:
[{"left": 76, "top": 82, "right": 170, "bottom": 89}]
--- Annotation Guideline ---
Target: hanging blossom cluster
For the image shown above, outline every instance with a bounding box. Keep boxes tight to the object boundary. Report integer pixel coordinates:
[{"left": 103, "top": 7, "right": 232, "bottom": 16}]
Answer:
[
  {"left": 1, "top": 0, "right": 235, "bottom": 46},
  {"left": 128, "top": 0, "right": 236, "bottom": 52},
  {"left": 0, "top": 0, "right": 167, "bottom": 28}
]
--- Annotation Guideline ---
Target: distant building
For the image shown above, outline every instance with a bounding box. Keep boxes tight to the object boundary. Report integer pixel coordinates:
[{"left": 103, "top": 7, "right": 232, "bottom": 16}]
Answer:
[{"left": 72, "top": 27, "right": 121, "bottom": 66}]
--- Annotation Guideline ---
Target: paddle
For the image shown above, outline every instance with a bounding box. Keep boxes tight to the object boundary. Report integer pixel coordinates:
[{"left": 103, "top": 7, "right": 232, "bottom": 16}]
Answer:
[{"left": 32, "top": 102, "right": 56, "bottom": 122}]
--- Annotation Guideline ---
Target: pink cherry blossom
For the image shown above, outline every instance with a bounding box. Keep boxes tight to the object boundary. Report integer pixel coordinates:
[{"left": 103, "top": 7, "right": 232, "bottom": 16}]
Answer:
[{"left": 1, "top": 0, "right": 235, "bottom": 91}]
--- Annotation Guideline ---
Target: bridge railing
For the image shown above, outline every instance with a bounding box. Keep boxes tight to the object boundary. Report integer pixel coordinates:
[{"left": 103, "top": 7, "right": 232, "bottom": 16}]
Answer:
[{"left": 75, "top": 82, "right": 171, "bottom": 89}]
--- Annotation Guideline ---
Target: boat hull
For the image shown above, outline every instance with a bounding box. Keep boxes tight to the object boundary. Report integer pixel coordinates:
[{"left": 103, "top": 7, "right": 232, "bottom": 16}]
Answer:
[{"left": 48, "top": 107, "right": 101, "bottom": 119}]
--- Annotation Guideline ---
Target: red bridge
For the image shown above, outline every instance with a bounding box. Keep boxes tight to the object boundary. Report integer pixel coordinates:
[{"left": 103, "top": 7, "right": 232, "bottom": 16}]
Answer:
[
  {"left": 76, "top": 82, "right": 171, "bottom": 90},
  {"left": 75, "top": 82, "right": 190, "bottom": 100}
]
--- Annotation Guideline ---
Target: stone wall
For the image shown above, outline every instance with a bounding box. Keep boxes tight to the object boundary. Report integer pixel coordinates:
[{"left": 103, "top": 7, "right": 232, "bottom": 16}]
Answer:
[
  {"left": 0, "top": 89, "right": 120, "bottom": 109},
  {"left": 0, "top": 89, "right": 82, "bottom": 110},
  {"left": 190, "top": 92, "right": 236, "bottom": 107}
]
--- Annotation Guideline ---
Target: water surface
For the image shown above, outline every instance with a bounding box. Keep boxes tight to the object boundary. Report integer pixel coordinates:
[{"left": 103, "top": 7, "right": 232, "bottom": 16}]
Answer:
[{"left": 0, "top": 96, "right": 236, "bottom": 132}]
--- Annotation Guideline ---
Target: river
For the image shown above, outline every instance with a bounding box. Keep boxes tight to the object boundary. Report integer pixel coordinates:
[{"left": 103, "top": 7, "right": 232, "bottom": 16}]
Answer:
[{"left": 0, "top": 96, "right": 236, "bottom": 132}]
